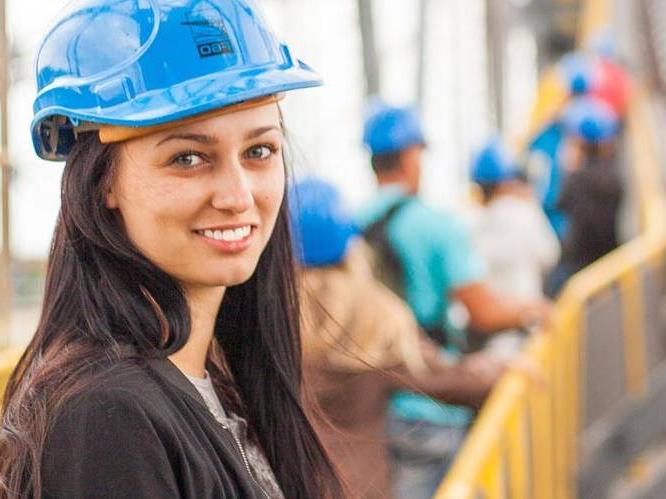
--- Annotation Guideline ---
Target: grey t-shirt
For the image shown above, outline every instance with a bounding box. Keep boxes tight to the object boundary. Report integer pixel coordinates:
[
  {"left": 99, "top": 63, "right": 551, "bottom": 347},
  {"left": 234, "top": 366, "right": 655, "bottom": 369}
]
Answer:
[{"left": 185, "top": 373, "right": 285, "bottom": 499}]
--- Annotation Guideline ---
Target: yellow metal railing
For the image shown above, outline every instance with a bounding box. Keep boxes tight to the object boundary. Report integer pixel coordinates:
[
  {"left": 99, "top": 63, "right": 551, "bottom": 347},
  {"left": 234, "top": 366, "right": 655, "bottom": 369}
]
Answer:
[
  {"left": 436, "top": 1, "right": 666, "bottom": 497},
  {"left": 436, "top": 88, "right": 665, "bottom": 499}
]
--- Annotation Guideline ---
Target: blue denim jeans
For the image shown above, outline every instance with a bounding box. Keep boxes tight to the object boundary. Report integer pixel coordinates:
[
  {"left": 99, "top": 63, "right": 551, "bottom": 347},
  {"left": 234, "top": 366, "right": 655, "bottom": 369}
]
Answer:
[{"left": 387, "top": 417, "right": 467, "bottom": 499}]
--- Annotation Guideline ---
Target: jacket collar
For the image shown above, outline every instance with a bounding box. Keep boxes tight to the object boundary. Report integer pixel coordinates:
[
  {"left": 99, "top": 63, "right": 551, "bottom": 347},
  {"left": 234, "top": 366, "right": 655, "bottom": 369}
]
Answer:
[
  {"left": 117, "top": 343, "right": 209, "bottom": 409},
  {"left": 145, "top": 356, "right": 209, "bottom": 409}
]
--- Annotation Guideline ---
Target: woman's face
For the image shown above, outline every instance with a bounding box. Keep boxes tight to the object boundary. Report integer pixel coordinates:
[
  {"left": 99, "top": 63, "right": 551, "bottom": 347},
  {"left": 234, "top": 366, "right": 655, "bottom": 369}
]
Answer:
[{"left": 106, "top": 103, "right": 285, "bottom": 290}]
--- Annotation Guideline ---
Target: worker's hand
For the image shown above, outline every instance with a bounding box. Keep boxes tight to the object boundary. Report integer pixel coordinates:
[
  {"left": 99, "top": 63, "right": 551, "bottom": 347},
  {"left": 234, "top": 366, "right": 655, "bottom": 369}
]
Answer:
[
  {"left": 508, "top": 353, "right": 549, "bottom": 389},
  {"left": 459, "top": 352, "right": 507, "bottom": 394},
  {"left": 519, "top": 299, "right": 552, "bottom": 330}
]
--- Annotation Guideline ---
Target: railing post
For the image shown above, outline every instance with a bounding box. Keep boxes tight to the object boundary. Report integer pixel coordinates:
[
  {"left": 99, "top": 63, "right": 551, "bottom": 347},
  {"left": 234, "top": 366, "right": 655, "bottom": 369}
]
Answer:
[
  {"left": 620, "top": 269, "right": 649, "bottom": 397},
  {"left": 356, "top": 0, "right": 380, "bottom": 97}
]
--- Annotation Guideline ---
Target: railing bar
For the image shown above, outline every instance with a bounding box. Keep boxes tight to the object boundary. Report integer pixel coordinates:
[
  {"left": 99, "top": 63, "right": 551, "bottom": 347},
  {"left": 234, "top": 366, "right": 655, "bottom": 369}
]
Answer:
[
  {"left": 620, "top": 269, "right": 649, "bottom": 397},
  {"left": 506, "top": 399, "right": 529, "bottom": 499}
]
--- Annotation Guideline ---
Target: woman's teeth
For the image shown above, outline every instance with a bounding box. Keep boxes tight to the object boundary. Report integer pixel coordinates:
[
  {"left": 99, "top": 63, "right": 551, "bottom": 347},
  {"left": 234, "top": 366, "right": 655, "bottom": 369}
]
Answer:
[{"left": 199, "top": 226, "right": 251, "bottom": 242}]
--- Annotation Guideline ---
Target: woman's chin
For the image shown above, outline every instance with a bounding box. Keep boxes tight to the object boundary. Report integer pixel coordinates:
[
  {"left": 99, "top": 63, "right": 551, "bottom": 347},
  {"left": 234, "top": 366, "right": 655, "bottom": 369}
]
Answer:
[{"left": 199, "top": 267, "right": 257, "bottom": 288}]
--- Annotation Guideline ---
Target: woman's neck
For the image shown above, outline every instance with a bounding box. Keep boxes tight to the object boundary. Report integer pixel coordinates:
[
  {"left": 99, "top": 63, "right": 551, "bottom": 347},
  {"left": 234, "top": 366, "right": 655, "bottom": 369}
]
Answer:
[{"left": 169, "top": 285, "right": 226, "bottom": 378}]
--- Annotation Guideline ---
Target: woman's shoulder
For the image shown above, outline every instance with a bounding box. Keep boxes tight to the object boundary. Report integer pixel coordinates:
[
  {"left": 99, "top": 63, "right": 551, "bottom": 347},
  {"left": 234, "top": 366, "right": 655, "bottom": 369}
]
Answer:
[
  {"left": 42, "top": 358, "right": 176, "bottom": 466},
  {"left": 50, "top": 358, "right": 166, "bottom": 431},
  {"left": 41, "top": 359, "right": 186, "bottom": 497}
]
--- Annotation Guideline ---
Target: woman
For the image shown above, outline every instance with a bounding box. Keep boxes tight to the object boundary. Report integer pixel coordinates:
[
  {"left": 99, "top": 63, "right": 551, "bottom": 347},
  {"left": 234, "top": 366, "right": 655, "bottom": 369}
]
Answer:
[
  {"left": 291, "top": 177, "right": 503, "bottom": 498},
  {"left": 0, "top": 1, "right": 342, "bottom": 498}
]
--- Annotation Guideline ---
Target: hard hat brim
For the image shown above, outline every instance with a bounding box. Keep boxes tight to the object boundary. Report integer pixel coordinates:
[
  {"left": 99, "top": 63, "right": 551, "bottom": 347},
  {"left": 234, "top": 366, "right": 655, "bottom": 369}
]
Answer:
[{"left": 32, "top": 62, "right": 322, "bottom": 161}]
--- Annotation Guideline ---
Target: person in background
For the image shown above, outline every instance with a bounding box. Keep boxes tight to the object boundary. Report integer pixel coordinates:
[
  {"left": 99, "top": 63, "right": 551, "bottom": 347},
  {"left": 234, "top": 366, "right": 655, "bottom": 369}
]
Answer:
[
  {"left": 547, "top": 95, "right": 623, "bottom": 297},
  {"left": 290, "top": 177, "right": 504, "bottom": 499},
  {"left": 358, "top": 103, "right": 551, "bottom": 499},
  {"left": 525, "top": 120, "right": 568, "bottom": 238},
  {"left": 525, "top": 50, "right": 629, "bottom": 240},
  {"left": 524, "top": 52, "right": 593, "bottom": 240},
  {"left": 470, "top": 139, "right": 560, "bottom": 359}
]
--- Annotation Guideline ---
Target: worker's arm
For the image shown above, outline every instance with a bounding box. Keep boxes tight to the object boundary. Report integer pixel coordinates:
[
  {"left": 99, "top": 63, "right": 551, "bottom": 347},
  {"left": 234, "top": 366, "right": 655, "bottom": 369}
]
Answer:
[
  {"left": 452, "top": 281, "right": 550, "bottom": 335},
  {"left": 394, "top": 336, "right": 505, "bottom": 409}
]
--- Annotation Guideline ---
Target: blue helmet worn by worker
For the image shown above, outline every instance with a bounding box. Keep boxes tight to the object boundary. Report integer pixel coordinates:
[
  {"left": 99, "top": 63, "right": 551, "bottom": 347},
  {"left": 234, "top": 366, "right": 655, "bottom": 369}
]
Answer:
[
  {"left": 561, "top": 95, "right": 620, "bottom": 144},
  {"left": 32, "top": 0, "right": 322, "bottom": 161},
  {"left": 470, "top": 138, "right": 521, "bottom": 185},
  {"left": 559, "top": 52, "right": 594, "bottom": 95},
  {"left": 362, "top": 103, "right": 426, "bottom": 156},
  {"left": 289, "top": 177, "right": 358, "bottom": 267}
]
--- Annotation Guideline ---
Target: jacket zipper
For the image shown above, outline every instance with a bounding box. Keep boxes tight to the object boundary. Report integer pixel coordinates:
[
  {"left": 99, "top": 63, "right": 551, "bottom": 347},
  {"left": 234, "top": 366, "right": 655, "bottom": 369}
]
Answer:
[{"left": 218, "top": 421, "right": 272, "bottom": 499}]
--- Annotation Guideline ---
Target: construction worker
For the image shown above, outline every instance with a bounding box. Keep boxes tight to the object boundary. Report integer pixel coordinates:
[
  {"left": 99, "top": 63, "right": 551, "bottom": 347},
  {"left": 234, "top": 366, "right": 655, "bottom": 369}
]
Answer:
[
  {"left": 290, "top": 176, "right": 504, "bottom": 499},
  {"left": 526, "top": 50, "right": 630, "bottom": 240},
  {"left": 547, "top": 95, "right": 623, "bottom": 297},
  {"left": 359, "top": 103, "right": 551, "bottom": 499},
  {"left": 471, "top": 139, "right": 560, "bottom": 358}
]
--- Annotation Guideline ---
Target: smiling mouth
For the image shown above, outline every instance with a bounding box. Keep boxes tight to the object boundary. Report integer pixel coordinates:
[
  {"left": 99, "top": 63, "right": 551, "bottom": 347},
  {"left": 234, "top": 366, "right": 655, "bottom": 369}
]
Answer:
[{"left": 195, "top": 225, "right": 252, "bottom": 242}]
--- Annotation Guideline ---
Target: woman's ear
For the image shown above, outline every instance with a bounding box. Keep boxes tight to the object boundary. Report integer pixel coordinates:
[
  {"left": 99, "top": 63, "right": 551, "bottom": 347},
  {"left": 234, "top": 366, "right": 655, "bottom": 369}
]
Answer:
[
  {"left": 105, "top": 151, "right": 119, "bottom": 209},
  {"left": 105, "top": 186, "right": 118, "bottom": 209}
]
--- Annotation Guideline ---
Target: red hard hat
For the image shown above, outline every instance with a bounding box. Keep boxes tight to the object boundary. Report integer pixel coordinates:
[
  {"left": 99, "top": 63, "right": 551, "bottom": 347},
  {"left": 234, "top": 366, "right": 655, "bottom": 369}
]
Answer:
[{"left": 590, "top": 58, "right": 631, "bottom": 115}]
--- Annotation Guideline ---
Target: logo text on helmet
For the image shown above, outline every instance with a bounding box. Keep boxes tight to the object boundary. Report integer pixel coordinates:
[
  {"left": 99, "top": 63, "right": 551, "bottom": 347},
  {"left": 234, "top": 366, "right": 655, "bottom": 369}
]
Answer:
[{"left": 181, "top": 8, "right": 234, "bottom": 59}]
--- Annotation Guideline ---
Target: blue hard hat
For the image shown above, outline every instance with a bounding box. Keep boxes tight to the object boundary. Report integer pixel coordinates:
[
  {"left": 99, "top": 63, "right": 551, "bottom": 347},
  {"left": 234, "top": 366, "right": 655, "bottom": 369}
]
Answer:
[
  {"left": 32, "top": 0, "right": 322, "bottom": 161},
  {"left": 471, "top": 139, "right": 521, "bottom": 185},
  {"left": 362, "top": 103, "right": 426, "bottom": 155},
  {"left": 561, "top": 96, "right": 620, "bottom": 144},
  {"left": 559, "top": 53, "right": 593, "bottom": 95},
  {"left": 289, "top": 177, "right": 358, "bottom": 267}
]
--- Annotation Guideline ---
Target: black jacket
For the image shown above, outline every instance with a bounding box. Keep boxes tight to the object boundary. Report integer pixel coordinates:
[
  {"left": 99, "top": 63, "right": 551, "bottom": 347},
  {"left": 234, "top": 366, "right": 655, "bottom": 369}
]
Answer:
[{"left": 42, "top": 356, "right": 271, "bottom": 498}]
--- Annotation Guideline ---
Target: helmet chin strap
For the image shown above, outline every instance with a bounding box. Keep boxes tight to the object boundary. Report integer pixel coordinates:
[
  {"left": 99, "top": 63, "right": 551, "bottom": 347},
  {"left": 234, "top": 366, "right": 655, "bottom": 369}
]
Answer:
[{"left": 78, "top": 93, "right": 285, "bottom": 145}]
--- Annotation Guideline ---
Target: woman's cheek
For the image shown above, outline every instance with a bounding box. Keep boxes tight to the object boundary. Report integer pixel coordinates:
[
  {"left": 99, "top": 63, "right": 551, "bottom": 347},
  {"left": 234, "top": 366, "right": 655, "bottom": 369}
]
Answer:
[{"left": 258, "top": 166, "right": 285, "bottom": 213}]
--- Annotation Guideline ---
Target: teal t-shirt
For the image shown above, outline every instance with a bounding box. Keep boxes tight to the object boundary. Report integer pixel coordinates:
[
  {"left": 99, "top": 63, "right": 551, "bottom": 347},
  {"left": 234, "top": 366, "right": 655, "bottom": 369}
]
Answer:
[{"left": 357, "top": 185, "right": 485, "bottom": 426}]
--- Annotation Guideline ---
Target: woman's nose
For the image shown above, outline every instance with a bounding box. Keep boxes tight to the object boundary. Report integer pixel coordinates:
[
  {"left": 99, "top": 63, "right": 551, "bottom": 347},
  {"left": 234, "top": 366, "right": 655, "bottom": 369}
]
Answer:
[{"left": 210, "top": 161, "right": 254, "bottom": 214}]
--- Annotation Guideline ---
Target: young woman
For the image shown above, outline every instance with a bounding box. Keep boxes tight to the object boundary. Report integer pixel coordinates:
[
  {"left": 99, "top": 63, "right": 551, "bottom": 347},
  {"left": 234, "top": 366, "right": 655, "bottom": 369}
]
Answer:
[{"left": 0, "top": 1, "right": 342, "bottom": 498}]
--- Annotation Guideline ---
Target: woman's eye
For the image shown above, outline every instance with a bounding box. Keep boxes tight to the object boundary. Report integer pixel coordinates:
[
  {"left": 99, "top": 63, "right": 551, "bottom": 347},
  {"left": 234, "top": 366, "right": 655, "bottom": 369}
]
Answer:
[
  {"left": 172, "top": 152, "right": 205, "bottom": 168},
  {"left": 246, "top": 145, "right": 275, "bottom": 160}
]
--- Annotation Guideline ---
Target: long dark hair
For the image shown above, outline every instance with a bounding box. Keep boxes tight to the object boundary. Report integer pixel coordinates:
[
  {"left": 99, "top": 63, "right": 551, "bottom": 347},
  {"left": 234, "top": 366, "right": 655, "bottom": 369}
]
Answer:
[{"left": 0, "top": 132, "right": 343, "bottom": 498}]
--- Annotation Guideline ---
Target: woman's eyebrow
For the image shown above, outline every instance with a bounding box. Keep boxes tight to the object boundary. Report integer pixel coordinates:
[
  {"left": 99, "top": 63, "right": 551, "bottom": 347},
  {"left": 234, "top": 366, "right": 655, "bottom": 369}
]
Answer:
[
  {"left": 156, "top": 133, "right": 217, "bottom": 146},
  {"left": 245, "top": 125, "right": 282, "bottom": 140},
  {"left": 156, "top": 126, "right": 282, "bottom": 146}
]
